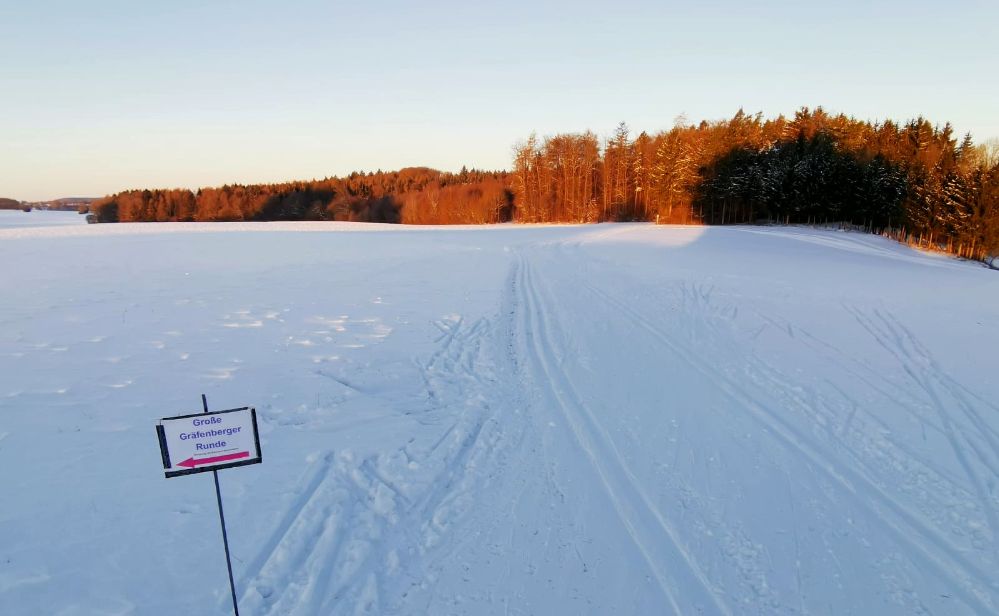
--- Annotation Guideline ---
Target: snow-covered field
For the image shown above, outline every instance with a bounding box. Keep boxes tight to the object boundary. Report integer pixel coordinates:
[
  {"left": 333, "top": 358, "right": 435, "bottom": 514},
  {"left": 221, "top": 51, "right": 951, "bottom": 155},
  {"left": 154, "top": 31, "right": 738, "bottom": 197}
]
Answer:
[
  {"left": 1, "top": 221, "right": 998, "bottom": 615},
  {"left": 0, "top": 209, "right": 88, "bottom": 229}
]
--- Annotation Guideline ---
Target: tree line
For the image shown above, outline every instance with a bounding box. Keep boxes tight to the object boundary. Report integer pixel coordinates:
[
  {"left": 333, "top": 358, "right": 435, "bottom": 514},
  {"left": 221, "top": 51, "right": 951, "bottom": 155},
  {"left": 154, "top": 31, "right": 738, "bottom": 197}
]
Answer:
[
  {"left": 90, "top": 167, "right": 513, "bottom": 225},
  {"left": 512, "top": 108, "right": 998, "bottom": 261},
  {"left": 90, "top": 107, "right": 999, "bottom": 263}
]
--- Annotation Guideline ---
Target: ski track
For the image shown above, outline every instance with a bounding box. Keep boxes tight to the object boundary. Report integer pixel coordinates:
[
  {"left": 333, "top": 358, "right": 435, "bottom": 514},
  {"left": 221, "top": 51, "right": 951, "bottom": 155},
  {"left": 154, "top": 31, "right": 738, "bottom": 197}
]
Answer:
[
  {"left": 515, "top": 251, "right": 732, "bottom": 616},
  {"left": 846, "top": 307, "right": 999, "bottom": 557},
  {"left": 851, "top": 307, "right": 999, "bottom": 473},
  {"left": 747, "top": 309, "right": 992, "bottom": 498},
  {"left": 566, "top": 258, "right": 998, "bottom": 613},
  {"left": 731, "top": 308, "right": 983, "bottom": 508},
  {"left": 5, "top": 224, "right": 998, "bottom": 615},
  {"left": 236, "top": 308, "right": 509, "bottom": 615}
]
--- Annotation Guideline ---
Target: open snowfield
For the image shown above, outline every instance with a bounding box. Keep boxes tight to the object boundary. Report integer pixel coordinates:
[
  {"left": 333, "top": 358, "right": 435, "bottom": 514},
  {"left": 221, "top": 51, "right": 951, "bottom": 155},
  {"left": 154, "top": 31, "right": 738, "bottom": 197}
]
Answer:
[
  {"left": 0, "top": 209, "right": 88, "bottom": 230},
  {"left": 2, "top": 221, "right": 998, "bottom": 615}
]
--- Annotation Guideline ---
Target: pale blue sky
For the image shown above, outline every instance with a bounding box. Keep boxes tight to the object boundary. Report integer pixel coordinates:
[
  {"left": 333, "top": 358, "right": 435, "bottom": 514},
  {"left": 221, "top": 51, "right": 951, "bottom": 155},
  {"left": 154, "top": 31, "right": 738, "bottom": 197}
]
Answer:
[{"left": 2, "top": 0, "right": 996, "bottom": 200}]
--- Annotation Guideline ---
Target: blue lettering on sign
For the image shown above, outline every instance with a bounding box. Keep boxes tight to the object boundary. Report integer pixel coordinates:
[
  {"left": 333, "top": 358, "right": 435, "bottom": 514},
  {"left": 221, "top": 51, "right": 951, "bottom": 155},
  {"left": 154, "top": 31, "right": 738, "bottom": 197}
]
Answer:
[
  {"left": 196, "top": 440, "right": 227, "bottom": 450},
  {"left": 180, "top": 426, "right": 241, "bottom": 440}
]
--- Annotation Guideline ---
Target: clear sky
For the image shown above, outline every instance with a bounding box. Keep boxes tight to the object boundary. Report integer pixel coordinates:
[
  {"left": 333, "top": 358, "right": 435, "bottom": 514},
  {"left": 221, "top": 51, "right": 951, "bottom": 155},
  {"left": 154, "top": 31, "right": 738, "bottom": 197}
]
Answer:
[{"left": 2, "top": 0, "right": 997, "bottom": 201}]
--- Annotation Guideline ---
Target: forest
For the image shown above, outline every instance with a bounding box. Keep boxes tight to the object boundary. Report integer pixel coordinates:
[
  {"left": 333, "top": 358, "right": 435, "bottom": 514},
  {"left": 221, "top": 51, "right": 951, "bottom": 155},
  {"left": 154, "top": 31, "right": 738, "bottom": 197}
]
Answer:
[
  {"left": 90, "top": 107, "right": 999, "bottom": 262},
  {"left": 88, "top": 167, "right": 513, "bottom": 226}
]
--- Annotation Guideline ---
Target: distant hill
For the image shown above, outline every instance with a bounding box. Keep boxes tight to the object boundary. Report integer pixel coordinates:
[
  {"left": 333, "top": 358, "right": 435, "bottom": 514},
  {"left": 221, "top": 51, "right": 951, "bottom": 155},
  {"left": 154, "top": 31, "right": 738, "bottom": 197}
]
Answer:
[
  {"left": 1, "top": 197, "right": 96, "bottom": 212},
  {"left": 51, "top": 197, "right": 95, "bottom": 206},
  {"left": 22, "top": 197, "right": 96, "bottom": 212}
]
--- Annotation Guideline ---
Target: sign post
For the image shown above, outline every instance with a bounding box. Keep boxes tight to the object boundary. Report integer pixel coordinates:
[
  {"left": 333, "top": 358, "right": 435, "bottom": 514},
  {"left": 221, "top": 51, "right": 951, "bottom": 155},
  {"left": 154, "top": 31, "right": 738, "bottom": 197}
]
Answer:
[{"left": 156, "top": 395, "right": 262, "bottom": 616}]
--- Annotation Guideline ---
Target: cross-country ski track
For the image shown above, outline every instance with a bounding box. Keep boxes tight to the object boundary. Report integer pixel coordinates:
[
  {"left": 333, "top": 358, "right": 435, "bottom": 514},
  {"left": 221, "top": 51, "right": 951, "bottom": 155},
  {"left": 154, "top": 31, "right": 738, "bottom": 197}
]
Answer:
[{"left": 1, "top": 221, "right": 998, "bottom": 615}]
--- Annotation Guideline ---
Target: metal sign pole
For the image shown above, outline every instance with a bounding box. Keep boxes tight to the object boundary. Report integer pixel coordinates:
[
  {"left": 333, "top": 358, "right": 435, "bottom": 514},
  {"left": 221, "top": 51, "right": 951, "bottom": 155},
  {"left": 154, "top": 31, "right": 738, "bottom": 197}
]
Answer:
[{"left": 203, "top": 394, "right": 240, "bottom": 616}]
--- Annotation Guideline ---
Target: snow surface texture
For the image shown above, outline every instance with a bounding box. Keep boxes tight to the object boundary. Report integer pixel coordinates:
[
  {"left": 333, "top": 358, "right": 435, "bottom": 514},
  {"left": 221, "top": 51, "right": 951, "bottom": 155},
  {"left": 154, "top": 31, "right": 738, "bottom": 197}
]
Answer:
[{"left": 1, "top": 222, "right": 998, "bottom": 615}]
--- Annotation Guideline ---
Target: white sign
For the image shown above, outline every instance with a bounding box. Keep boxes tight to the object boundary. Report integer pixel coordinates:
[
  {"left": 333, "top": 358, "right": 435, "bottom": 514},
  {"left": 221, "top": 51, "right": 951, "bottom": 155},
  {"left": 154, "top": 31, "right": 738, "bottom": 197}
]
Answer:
[{"left": 157, "top": 407, "right": 262, "bottom": 478}]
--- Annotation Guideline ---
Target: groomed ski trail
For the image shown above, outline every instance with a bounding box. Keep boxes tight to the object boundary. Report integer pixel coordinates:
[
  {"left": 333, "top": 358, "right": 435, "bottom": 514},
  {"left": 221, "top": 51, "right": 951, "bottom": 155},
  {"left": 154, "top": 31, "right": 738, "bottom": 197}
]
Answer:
[{"left": 514, "top": 251, "right": 732, "bottom": 615}]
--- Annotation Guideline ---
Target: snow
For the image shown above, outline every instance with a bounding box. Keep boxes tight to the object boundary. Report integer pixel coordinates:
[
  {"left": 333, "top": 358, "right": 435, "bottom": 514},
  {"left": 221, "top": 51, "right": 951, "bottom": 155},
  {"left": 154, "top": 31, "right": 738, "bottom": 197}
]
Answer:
[
  {"left": 1, "top": 222, "right": 998, "bottom": 615},
  {"left": 0, "top": 209, "right": 88, "bottom": 230}
]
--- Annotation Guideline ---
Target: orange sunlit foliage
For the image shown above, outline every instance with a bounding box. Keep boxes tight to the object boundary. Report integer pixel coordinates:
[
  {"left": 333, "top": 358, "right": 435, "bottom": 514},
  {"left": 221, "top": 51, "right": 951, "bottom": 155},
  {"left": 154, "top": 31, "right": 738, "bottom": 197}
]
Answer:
[
  {"left": 91, "top": 168, "right": 513, "bottom": 225},
  {"left": 90, "top": 107, "right": 999, "bottom": 262}
]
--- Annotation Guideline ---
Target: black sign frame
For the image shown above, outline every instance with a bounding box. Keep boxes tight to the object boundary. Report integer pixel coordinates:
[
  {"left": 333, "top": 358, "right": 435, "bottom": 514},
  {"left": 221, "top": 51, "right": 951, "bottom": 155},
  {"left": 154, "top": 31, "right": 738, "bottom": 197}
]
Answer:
[{"left": 156, "top": 406, "right": 262, "bottom": 478}]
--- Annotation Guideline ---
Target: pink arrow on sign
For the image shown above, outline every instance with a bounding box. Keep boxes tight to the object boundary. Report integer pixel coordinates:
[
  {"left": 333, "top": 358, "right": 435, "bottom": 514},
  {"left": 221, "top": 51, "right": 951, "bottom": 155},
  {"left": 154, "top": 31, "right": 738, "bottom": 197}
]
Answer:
[{"left": 177, "top": 451, "right": 250, "bottom": 469}]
